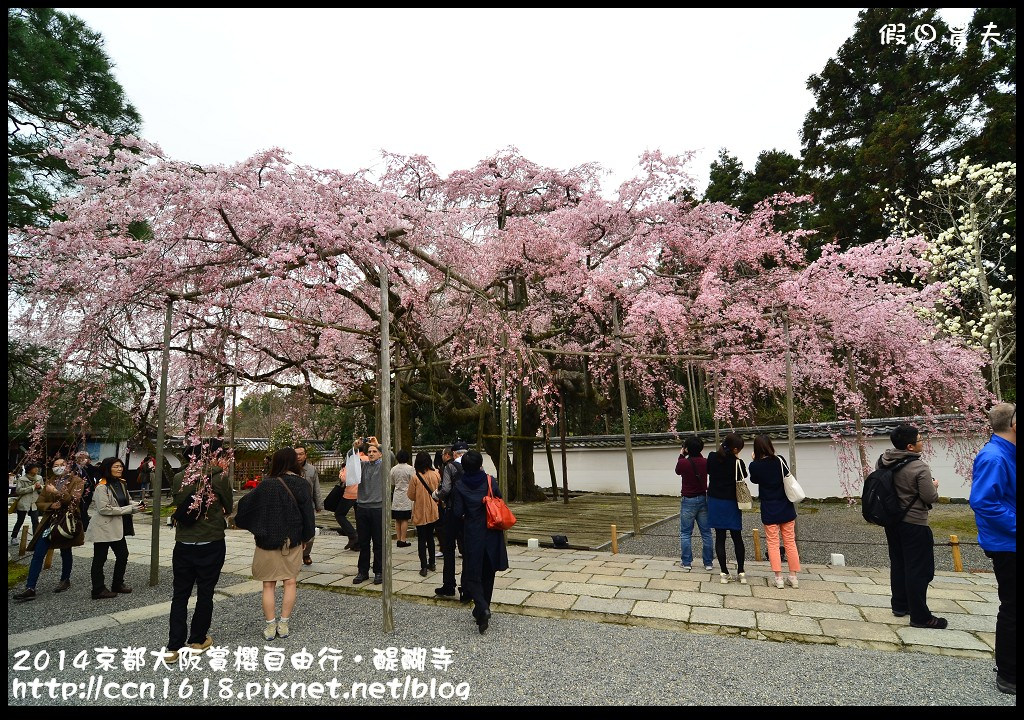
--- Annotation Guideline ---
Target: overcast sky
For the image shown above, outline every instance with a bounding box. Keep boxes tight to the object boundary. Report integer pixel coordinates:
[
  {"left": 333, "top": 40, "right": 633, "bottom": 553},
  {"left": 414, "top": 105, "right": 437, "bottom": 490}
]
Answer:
[{"left": 61, "top": 8, "right": 976, "bottom": 195}]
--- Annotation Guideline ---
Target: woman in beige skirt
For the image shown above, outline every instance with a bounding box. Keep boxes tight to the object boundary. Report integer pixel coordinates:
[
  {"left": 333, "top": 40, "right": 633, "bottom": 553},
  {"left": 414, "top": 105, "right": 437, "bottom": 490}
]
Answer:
[{"left": 235, "top": 447, "right": 315, "bottom": 641}]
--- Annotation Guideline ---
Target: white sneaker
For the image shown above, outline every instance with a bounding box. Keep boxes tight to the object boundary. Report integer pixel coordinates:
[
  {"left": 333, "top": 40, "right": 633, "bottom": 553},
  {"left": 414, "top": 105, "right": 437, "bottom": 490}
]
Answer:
[
  {"left": 262, "top": 621, "right": 277, "bottom": 641},
  {"left": 704, "top": 565, "right": 714, "bottom": 571},
  {"left": 738, "top": 572, "right": 747, "bottom": 585},
  {"left": 775, "top": 577, "right": 785, "bottom": 589},
  {"left": 276, "top": 618, "right": 290, "bottom": 639},
  {"left": 720, "top": 573, "right": 731, "bottom": 584},
  {"left": 787, "top": 575, "right": 799, "bottom": 589},
  {"left": 678, "top": 562, "right": 691, "bottom": 572}
]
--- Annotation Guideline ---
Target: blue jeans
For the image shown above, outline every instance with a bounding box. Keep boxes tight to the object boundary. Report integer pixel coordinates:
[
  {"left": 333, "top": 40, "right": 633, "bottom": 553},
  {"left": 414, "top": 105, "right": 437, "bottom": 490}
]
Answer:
[
  {"left": 680, "top": 496, "right": 713, "bottom": 567},
  {"left": 26, "top": 532, "right": 73, "bottom": 589}
]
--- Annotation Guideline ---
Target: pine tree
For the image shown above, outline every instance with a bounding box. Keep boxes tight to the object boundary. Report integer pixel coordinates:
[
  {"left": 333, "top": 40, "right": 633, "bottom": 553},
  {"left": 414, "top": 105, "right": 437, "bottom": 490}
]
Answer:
[
  {"left": 703, "top": 148, "right": 745, "bottom": 206},
  {"left": 801, "top": 8, "right": 966, "bottom": 249},
  {"left": 8, "top": 8, "right": 141, "bottom": 228}
]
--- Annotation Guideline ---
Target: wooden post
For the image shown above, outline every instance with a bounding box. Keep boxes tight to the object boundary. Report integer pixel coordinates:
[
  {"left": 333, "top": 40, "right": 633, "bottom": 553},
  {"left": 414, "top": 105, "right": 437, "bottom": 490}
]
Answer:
[
  {"left": 847, "top": 349, "right": 870, "bottom": 479},
  {"left": 393, "top": 370, "right": 401, "bottom": 455},
  {"left": 686, "top": 362, "right": 700, "bottom": 433},
  {"left": 752, "top": 528, "right": 761, "bottom": 564},
  {"left": 150, "top": 297, "right": 173, "bottom": 587},
  {"left": 379, "top": 241, "right": 394, "bottom": 633},
  {"left": 515, "top": 381, "right": 524, "bottom": 501},
  {"left": 544, "top": 427, "right": 558, "bottom": 500},
  {"left": 19, "top": 525, "right": 29, "bottom": 555},
  {"left": 44, "top": 546, "right": 54, "bottom": 570},
  {"left": 783, "top": 318, "right": 800, "bottom": 543},
  {"left": 610, "top": 524, "right": 618, "bottom": 555},
  {"left": 612, "top": 301, "right": 641, "bottom": 538},
  {"left": 499, "top": 370, "right": 509, "bottom": 503},
  {"left": 782, "top": 318, "right": 797, "bottom": 475},
  {"left": 559, "top": 402, "right": 569, "bottom": 505},
  {"left": 950, "top": 535, "right": 963, "bottom": 572}
]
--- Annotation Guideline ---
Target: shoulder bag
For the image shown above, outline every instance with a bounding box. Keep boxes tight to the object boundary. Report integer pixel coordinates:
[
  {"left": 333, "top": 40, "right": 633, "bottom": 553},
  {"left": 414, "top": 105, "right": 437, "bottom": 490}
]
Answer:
[
  {"left": 779, "top": 456, "right": 806, "bottom": 503},
  {"left": 416, "top": 472, "right": 439, "bottom": 505},
  {"left": 482, "top": 475, "right": 516, "bottom": 530},
  {"left": 734, "top": 460, "right": 753, "bottom": 511},
  {"left": 275, "top": 476, "right": 303, "bottom": 550},
  {"left": 323, "top": 483, "right": 342, "bottom": 512}
]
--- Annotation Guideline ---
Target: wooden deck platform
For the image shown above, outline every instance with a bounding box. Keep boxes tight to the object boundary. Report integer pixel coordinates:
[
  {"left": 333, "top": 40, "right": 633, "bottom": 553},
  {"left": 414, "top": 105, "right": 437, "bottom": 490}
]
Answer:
[{"left": 316, "top": 492, "right": 681, "bottom": 551}]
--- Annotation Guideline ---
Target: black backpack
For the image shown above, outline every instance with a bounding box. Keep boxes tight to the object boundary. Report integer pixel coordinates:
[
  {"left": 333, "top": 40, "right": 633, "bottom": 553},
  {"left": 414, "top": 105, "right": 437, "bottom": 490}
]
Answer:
[{"left": 861, "top": 456, "right": 919, "bottom": 527}]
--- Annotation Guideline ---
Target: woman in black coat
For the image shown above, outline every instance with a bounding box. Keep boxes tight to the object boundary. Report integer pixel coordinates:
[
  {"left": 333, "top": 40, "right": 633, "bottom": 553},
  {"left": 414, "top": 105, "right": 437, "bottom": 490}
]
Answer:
[
  {"left": 748, "top": 435, "right": 801, "bottom": 589},
  {"left": 452, "top": 450, "right": 509, "bottom": 633},
  {"left": 234, "top": 447, "right": 315, "bottom": 641},
  {"left": 706, "top": 433, "right": 748, "bottom": 584}
]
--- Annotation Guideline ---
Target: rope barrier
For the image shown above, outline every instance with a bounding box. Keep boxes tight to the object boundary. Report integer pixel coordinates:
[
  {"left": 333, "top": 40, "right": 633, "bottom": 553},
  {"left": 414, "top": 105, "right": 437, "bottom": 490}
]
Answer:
[{"left": 619, "top": 531, "right": 980, "bottom": 547}]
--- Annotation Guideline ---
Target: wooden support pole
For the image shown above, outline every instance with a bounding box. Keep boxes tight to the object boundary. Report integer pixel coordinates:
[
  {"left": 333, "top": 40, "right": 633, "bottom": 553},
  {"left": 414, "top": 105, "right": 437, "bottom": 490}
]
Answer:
[
  {"left": 612, "top": 301, "right": 641, "bottom": 538},
  {"left": 559, "top": 402, "right": 569, "bottom": 505},
  {"left": 379, "top": 242, "right": 394, "bottom": 633},
  {"left": 950, "top": 534, "right": 963, "bottom": 572},
  {"left": 19, "top": 525, "right": 29, "bottom": 556},
  {"left": 151, "top": 297, "right": 173, "bottom": 587},
  {"left": 686, "top": 362, "right": 700, "bottom": 433},
  {"left": 610, "top": 524, "right": 618, "bottom": 555},
  {"left": 752, "top": 528, "right": 762, "bottom": 564},
  {"left": 847, "top": 349, "right": 870, "bottom": 479},
  {"left": 544, "top": 427, "right": 558, "bottom": 500},
  {"left": 515, "top": 380, "right": 524, "bottom": 501},
  {"left": 44, "top": 546, "right": 54, "bottom": 570}
]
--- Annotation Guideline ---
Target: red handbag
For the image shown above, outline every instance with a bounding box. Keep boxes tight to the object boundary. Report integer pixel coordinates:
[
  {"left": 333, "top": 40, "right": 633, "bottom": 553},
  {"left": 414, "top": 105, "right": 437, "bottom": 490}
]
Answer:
[{"left": 482, "top": 475, "right": 516, "bottom": 531}]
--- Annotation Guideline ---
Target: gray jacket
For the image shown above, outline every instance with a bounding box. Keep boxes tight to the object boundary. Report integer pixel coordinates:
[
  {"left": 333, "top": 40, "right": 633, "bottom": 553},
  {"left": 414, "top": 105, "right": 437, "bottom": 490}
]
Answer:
[
  {"left": 877, "top": 449, "right": 939, "bottom": 526},
  {"left": 299, "top": 461, "right": 323, "bottom": 512},
  {"left": 357, "top": 460, "right": 384, "bottom": 509}
]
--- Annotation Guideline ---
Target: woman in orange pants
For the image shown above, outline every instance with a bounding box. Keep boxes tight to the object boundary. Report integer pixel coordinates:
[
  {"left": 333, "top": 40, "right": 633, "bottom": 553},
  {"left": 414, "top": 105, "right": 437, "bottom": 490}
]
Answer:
[{"left": 748, "top": 435, "right": 801, "bottom": 589}]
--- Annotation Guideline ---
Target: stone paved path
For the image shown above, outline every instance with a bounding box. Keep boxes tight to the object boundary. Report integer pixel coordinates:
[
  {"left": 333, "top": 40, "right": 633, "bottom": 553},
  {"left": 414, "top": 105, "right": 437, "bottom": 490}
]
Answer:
[{"left": 9, "top": 516, "right": 998, "bottom": 659}]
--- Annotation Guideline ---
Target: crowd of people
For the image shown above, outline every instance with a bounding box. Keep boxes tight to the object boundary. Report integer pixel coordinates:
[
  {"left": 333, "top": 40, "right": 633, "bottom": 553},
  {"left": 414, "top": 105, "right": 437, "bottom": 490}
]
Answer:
[
  {"left": 7, "top": 404, "right": 1015, "bottom": 692},
  {"left": 671, "top": 405, "right": 1015, "bottom": 695}
]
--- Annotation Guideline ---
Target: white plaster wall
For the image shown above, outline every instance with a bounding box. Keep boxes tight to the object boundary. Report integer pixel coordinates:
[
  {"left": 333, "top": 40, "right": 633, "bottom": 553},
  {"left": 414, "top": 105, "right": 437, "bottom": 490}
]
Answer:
[{"left": 511, "top": 437, "right": 974, "bottom": 499}]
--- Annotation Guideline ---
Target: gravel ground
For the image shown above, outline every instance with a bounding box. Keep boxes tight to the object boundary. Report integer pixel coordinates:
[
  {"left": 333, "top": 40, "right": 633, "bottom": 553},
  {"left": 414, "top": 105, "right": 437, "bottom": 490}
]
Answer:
[
  {"left": 7, "top": 579, "right": 1014, "bottom": 707},
  {"left": 618, "top": 501, "right": 990, "bottom": 573}
]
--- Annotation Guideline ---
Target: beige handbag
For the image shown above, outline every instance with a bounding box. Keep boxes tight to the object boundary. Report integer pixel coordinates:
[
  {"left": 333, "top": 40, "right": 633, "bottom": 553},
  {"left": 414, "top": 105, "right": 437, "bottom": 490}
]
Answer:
[{"left": 735, "top": 460, "right": 753, "bottom": 511}]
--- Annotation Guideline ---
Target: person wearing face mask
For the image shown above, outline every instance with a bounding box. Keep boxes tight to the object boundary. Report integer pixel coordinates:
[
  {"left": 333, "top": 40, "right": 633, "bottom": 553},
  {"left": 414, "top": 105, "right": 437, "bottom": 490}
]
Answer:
[
  {"left": 12, "top": 458, "right": 86, "bottom": 600},
  {"left": 85, "top": 457, "right": 143, "bottom": 599}
]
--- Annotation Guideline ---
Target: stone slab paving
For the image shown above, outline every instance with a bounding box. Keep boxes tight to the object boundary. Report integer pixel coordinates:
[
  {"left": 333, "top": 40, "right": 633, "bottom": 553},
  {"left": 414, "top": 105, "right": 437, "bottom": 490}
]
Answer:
[
  {"left": 614, "top": 587, "right": 672, "bottom": 602},
  {"left": 755, "top": 612, "right": 824, "bottom": 636},
  {"left": 12, "top": 516, "right": 999, "bottom": 661},
  {"left": 690, "top": 607, "right": 756, "bottom": 629}
]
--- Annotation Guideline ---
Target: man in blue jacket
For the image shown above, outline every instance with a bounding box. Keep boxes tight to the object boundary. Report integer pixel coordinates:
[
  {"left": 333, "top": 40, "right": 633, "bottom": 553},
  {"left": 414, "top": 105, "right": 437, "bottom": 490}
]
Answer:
[{"left": 970, "top": 402, "right": 1016, "bottom": 696}]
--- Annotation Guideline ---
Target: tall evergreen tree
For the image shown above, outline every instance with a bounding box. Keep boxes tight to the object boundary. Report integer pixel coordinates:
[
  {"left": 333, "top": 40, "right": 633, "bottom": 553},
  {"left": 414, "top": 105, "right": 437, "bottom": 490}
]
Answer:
[
  {"left": 8, "top": 7, "right": 141, "bottom": 228},
  {"left": 956, "top": 8, "right": 1016, "bottom": 167},
  {"left": 800, "top": 8, "right": 967, "bottom": 249},
  {"left": 703, "top": 148, "right": 745, "bottom": 206},
  {"left": 737, "top": 149, "right": 802, "bottom": 213}
]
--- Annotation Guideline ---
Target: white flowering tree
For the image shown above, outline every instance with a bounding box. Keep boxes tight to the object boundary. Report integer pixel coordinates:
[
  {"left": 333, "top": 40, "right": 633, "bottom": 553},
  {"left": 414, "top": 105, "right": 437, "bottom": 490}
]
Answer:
[{"left": 886, "top": 159, "right": 1016, "bottom": 400}]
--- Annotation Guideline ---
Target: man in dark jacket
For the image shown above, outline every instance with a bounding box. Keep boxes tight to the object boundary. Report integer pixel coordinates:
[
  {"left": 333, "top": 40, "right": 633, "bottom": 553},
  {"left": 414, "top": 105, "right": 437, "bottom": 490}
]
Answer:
[
  {"left": 970, "top": 403, "right": 1016, "bottom": 695},
  {"left": 434, "top": 440, "right": 468, "bottom": 598},
  {"left": 878, "top": 423, "right": 944, "bottom": 629},
  {"left": 164, "top": 449, "right": 234, "bottom": 661},
  {"left": 72, "top": 450, "right": 101, "bottom": 531}
]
